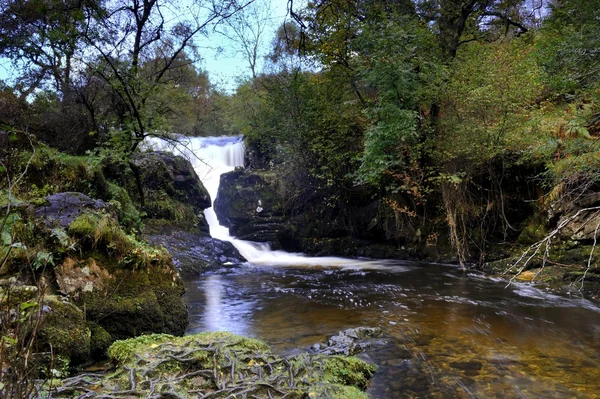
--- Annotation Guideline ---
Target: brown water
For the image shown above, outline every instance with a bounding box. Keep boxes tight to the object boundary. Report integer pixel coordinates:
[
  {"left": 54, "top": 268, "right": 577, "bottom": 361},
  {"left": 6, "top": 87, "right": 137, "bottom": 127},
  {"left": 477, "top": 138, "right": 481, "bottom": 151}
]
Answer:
[{"left": 184, "top": 261, "right": 600, "bottom": 398}]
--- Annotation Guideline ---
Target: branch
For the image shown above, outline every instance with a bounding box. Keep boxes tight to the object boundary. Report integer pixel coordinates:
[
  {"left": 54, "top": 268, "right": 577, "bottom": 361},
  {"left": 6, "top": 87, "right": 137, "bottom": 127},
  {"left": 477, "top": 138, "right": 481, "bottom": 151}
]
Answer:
[
  {"left": 480, "top": 11, "right": 529, "bottom": 36},
  {"left": 503, "top": 206, "right": 600, "bottom": 287}
]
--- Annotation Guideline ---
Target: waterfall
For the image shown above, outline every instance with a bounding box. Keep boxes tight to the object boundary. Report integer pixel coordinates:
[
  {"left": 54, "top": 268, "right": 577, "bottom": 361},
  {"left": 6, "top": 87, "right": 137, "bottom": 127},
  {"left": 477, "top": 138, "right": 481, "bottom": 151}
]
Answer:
[{"left": 143, "top": 135, "right": 404, "bottom": 270}]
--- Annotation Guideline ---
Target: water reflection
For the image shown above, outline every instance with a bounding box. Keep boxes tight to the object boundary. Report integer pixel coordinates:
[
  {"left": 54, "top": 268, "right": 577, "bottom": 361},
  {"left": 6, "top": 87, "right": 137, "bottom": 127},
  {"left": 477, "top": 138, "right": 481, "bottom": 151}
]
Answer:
[
  {"left": 184, "top": 263, "right": 600, "bottom": 398},
  {"left": 188, "top": 273, "right": 254, "bottom": 337}
]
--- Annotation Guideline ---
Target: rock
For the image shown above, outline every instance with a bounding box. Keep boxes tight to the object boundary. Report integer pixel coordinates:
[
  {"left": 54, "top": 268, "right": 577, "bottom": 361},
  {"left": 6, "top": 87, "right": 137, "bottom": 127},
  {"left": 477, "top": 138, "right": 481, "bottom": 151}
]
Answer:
[
  {"left": 143, "top": 223, "right": 246, "bottom": 277},
  {"left": 133, "top": 151, "right": 211, "bottom": 210},
  {"left": 214, "top": 169, "right": 285, "bottom": 242},
  {"left": 133, "top": 151, "right": 211, "bottom": 228},
  {"left": 55, "top": 257, "right": 113, "bottom": 295},
  {"left": 560, "top": 207, "right": 600, "bottom": 241},
  {"left": 38, "top": 295, "right": 91, "bottom": 365},
  {"left": 73, "top": 257, "right": 188, "bottom": 341},
  {"left": 4, "top": 199, "right": 189, "bottom": 365},
  {"left": 55, "top": 332, "right": 376, "bottom": 399},
  {"left": 32, "top": 192, "right": 110, "bottom": 228},
  {"left": 312, "top": 327, "right": 385, "bottom": 356}
]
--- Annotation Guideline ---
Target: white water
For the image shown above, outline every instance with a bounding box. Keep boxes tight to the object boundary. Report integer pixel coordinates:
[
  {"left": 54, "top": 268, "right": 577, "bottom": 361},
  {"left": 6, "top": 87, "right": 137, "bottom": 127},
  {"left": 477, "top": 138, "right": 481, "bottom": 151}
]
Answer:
[{"left": 143, "top": 136, "right": 409, "bottom": 271}]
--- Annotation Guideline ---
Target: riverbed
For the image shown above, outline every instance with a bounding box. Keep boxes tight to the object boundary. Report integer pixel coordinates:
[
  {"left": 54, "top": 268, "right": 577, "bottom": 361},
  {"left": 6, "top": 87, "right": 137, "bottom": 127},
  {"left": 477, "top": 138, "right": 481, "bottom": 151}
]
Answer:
[{"left": 184, "top": 261, "right": 600, "bottom": 398}]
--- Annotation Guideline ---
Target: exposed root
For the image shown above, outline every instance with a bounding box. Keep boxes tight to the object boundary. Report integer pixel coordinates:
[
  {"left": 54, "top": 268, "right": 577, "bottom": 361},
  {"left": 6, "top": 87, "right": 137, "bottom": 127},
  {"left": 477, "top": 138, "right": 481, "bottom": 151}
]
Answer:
[
  {"left": 46, "top": 334, "right": 375, "bottom": 399},
  {"left": 503, "top": 206, "right": 600, "bottom": 289}
]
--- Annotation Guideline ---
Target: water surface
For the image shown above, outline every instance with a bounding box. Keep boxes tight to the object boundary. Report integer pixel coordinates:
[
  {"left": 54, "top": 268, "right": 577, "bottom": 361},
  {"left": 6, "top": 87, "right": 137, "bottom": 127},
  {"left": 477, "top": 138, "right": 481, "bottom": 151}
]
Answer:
[{"left": 184, "top": 261, "right": 600, "bottom": 398}]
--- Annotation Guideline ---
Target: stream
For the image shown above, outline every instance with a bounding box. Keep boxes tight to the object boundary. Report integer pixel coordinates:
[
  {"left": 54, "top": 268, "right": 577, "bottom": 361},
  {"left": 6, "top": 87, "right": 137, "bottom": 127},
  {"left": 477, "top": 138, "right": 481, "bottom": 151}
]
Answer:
[
  {"left": 146, "top": 136, "right": 600, "bottom": 398},
  {"left": 184, "top": 261, "right": 600, "bottom": 398}
]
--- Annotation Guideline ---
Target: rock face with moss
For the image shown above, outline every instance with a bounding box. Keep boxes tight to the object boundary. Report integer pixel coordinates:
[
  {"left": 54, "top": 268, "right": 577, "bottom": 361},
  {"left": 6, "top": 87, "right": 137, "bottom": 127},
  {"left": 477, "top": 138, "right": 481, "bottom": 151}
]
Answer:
[
  {"left": 52, "top": 332, "right": 376, "bottom": 399},
  {"left": 133, "top": 151, "right": 211, "bottom": 230},
  {"left": 2, "top": 199, "right": 188, "bottom": 368},
  {"left": 213, "top": 168, "right": 417, "bottom": 259}
]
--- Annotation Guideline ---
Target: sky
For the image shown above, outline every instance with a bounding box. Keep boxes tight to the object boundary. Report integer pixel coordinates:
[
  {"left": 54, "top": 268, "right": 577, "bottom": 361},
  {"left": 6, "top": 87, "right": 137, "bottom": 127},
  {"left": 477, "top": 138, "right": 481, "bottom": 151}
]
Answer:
[
  {"left": 0, "top": 0, "right": 290, "bottom": 93},
  {"left": 194, "top": 0, "right": 290, "bottom": 91}
]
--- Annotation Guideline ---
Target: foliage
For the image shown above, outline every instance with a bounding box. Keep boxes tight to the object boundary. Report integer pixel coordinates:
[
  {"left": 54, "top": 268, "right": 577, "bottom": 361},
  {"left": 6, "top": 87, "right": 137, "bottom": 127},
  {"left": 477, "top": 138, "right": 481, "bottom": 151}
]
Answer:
[
  {"left": 538, "top": 0, "right": 600, "bottom": 93},
  {"left": 0, "top": 281, "right": 50, "bottom": 399},
  {"left": 353, "top": 16, "right": 443, "bottom": 190}
]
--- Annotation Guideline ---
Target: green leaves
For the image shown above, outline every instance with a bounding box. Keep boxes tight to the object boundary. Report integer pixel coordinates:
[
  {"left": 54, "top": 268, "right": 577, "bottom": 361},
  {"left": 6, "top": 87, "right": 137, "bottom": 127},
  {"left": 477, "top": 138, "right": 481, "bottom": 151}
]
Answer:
[
  {"left": 1, "top": 231, "right": 11, "bottom": 246},
  {"left": 33, "top": 251, "right": 54, "bottom": 270}
]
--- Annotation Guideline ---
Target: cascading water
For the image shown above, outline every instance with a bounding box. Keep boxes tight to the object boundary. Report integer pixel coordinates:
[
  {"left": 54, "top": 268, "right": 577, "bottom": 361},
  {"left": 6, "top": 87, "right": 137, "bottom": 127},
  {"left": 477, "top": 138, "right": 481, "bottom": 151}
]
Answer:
[{"left": 144, "top": 136, "right": 404, "bottom": 270}]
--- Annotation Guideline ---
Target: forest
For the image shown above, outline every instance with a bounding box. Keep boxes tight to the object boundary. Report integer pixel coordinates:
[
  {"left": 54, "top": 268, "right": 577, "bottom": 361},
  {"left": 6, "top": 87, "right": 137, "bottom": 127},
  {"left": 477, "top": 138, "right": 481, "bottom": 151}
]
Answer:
[{"left": 2, "top": 0, "right": 600, "bottom": 398}]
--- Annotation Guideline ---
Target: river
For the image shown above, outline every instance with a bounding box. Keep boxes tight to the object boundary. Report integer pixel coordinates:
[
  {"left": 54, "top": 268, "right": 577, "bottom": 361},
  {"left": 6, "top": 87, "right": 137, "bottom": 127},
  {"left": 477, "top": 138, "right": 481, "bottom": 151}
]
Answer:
[
  {"left": 146, "top": 135, "right": 600, "bottom": 398},
  {"left": 184, "top": 261, "right": 600, "bottom": 398}
]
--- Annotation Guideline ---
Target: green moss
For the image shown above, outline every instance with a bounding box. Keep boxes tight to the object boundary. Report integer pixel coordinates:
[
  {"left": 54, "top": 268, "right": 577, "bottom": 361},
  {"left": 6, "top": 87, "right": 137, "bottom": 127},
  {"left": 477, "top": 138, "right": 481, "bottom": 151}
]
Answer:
[
  {"left": 320, "top": 356, "right": 377, "bottom": 389},
  {"left": 144, "top": 190, "right": 197, "bottom": 228},
  {"left": 88, "top": 322, "right": 112, "bottom": 358},
  {"left": 68, "top": 213, "right": 100, "bottom": 237},
  {"left": 106, "top": 181, "right": 142, "bottom": 232},
  {"left": 72, "top": 332, "right": 375, "bottom": 398},
  {"left": 107, "top": 333, "right": 175, "bottom": 363},
  {"left": 518, "top": 215, "right": 549, "bottom": 245},
  {"left": 38, "top": 296, "right": 91, "bottom": 366}
]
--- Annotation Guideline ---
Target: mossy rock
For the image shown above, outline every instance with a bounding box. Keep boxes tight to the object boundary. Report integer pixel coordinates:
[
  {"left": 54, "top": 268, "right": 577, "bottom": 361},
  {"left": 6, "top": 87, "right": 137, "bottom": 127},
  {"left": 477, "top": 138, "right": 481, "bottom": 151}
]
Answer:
[
  {"left": 80, "top": 263, "right": 187, "bottom": 342},
  {"left": 68, "top": 213, "right": 99, "bottom": 237},
  {"left": 517, "top": 215, "right": 549, "bottom": 244},
  {"left": 38, "top": 295, "right": 91, "bottom": 366},
  {"left": 54, "top": 332, "right": 375, "bottom": 398},
  {"left": 132, "top": 151, "right": 211, "bottom": 213},
  {"left": 88, "top": 322, "right": 113, "bottom": 358}
]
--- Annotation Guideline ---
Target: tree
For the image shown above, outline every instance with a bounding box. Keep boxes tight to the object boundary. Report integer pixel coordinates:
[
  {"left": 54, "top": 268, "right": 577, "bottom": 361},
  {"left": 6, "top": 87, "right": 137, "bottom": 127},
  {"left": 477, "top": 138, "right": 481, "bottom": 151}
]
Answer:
[
  {"left": 220, "top": 0, "right": 274, "bottom": 79},
  {"left": 85, "top": 0, "right": 250, "bottom": 152},
  {"left": 416, "top": 0, "right": 530, "bottom": 60},
  {"left": 0, "top": 0, "right": 102, "bottom": 100}
]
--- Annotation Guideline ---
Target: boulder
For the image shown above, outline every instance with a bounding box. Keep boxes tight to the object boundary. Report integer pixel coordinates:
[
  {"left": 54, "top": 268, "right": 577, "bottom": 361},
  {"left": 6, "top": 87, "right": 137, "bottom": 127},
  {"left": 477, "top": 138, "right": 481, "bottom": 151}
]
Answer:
[
  {"left": 133, "top": 151, "right": 211, "bottom": 228},
  {"left": 33, "top": 192, "right": 110, "bottom": 228},
  {"left": 214, "top": 169, "right": 285, "bottom": 242},
  {"left": 143, "top": 223, "right": 246, "bottom": 277},
  {"left": 3, "top": 195, "right": 189, "bottom": 365}
]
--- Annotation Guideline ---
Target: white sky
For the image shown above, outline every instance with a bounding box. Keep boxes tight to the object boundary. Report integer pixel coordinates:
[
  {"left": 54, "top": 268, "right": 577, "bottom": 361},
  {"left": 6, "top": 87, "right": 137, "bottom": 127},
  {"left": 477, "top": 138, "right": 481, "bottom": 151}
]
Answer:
[{"left": 0, "top": 0, "right": 290, "bottom": 93}]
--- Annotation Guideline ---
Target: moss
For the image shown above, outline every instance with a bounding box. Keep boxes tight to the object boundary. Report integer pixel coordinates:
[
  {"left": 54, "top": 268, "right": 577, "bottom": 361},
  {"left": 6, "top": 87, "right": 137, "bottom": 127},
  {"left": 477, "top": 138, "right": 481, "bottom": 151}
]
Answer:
[
  {"left": 106, "top": 181, "right": 142, "bottom": 232},
  {"left": 144, "top": 191, "right": 197, "bottom": 228},
  {"left": 518, "top": 215, "right": 549, "bottom": 245},
  {"left": 320, "top": 356, "right": 377, "bottom": 389},
  {"left": 309, "top": 384, "right": 371, "bottom": 399},
  {"left": 88, "top": 322, "right": 112, "bottom": 358},
  {"left": 68, "top": 213, "right": 100, "bottom": 237},
  {"left": 69, "top": 332, "right": 375, "bottom": 398},
  {"left": 80, "top": 258, "right": 186, "bottom": 342},
  {"left": 107, "top": 333, "right": 175, "bottom": 364},
  {"left": 38, "top": 295, "right": 91, "bottom": 366}
]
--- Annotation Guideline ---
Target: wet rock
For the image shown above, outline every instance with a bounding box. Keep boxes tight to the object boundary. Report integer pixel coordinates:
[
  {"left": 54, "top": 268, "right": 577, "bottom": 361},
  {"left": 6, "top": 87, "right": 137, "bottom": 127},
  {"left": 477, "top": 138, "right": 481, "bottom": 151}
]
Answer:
[
  {"left": 214, "top": 169, "right": 285, "bottom": 243},
  {"left": 32, "top": 192, "right": 110, "bottom": 228},
  {"left": 312, "top": 327, "right": 385, "bottom": 356},
  {"left": 133, "top": 151, "right": 211, "bottom": 210},
  {"left": 143, "top": 223, "right": 246, "bottom": 277},
  {"left": 450, "top": 360, "right": 483, "bottom": 377}
]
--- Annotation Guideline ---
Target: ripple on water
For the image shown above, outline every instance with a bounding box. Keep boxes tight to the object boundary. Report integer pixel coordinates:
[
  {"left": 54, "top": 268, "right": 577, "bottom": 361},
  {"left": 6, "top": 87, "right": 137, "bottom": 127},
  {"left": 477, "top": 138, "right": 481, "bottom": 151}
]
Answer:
[{"left": 183, "top": 261, "right": 600, "bottom": 398}]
